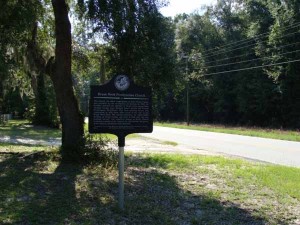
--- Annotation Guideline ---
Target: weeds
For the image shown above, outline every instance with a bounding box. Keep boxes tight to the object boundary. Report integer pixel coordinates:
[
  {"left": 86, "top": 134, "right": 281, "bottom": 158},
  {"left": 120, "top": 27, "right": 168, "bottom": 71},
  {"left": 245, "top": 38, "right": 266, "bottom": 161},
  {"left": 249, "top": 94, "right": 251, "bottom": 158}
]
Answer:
[{"left": 83, "top": 134, "right": 118, "bottom": 168}]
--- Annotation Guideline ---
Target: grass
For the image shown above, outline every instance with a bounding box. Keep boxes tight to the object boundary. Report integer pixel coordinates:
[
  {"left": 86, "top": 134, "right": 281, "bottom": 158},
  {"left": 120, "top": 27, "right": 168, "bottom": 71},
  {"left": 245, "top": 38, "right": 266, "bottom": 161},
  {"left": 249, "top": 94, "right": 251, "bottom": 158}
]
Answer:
[
  {"left": 84, "top": 121, "right": 140, "bottom": 140},
  {"left": 155, "top": 122, "right": 300, "bottom": 142},
  {"left": 162, "top": 141, "right": 178, "bottom": 146},
  {"left": 0, "top": 120, "right": 137, "bottom": 146},
  {"left": 1, "top": 119, "right": 300, "bottom": 224},
  {"left": 0, "top": 120, "right": 61, "bottom": 140},
  {"left": 0, "top": 142, "right": 299, "bottom": 224},
  {"left": 129, "top": 153, "right": 300, "bottom": 199}
]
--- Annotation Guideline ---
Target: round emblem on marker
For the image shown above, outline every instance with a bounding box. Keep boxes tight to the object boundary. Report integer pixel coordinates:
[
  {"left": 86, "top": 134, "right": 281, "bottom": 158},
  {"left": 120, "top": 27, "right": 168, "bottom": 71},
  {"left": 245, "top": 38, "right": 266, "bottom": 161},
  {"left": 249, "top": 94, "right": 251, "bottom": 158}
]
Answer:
[{"left": 114, "top": 75, "right": 130, "bottom": 91}]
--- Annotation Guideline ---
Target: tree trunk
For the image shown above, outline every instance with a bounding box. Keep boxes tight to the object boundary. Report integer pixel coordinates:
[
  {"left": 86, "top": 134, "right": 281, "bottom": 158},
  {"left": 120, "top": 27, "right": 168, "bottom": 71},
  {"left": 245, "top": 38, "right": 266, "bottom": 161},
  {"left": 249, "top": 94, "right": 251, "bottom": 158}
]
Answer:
[
  {"left": 51, "top": 0, "right": 84, "bottom": 160},
  {"left": 100, "top": 56, "right": 106, "bottom": 84},
  {"left": 0, "top": 81, "right": 3, "bottom": 113},
  {"left": 27, "top": 22, "right": 51, "bottom": 126}
]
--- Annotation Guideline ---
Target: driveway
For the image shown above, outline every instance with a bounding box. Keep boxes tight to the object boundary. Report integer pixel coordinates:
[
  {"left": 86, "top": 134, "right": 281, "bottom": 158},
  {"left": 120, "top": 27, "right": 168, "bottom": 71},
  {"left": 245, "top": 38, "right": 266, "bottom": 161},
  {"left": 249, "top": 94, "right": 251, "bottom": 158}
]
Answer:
[{"left": 139, "top": 126, "right": 300, "bottom": 168}]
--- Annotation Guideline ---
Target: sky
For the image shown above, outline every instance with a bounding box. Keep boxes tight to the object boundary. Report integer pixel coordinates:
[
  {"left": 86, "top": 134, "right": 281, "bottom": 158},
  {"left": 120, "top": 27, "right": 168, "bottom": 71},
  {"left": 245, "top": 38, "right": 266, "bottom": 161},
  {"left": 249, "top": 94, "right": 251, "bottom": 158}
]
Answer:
[{"left": 160, "top": 0, "right": 217, "bottom": 17}]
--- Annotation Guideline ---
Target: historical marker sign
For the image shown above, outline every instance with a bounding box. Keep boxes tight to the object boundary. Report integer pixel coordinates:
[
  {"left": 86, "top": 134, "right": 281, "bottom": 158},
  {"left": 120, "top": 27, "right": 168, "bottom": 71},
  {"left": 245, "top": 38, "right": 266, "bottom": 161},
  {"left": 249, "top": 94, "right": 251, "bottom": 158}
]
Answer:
[
  {"left": 89, "top": 74, "right": 152, "bottom": 210},
  {"left": 89, "top": 74, "right": 153, "bottom": 138}
]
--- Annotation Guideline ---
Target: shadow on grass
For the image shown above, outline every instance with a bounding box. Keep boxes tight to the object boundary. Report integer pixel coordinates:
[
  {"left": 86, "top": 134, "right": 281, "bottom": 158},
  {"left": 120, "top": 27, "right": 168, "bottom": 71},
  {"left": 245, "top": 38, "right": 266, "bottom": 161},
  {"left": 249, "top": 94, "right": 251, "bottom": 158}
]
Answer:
[
  {"left": 0, "top": 151, "right": 83, "bottom": 224},
  {"left": 0, "top": 152, "right": 289, "bottom": 225},
  {"left": 0, "top": 120, "right": 61, "bottom": 141}
]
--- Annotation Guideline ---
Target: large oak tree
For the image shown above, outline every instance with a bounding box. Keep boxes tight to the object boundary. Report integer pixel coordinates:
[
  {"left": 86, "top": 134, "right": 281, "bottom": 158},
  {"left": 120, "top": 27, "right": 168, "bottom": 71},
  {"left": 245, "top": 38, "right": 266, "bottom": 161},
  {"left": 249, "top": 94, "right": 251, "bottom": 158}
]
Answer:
[{"left": 51, "top": 0, "right": 84, "bottom": 160}]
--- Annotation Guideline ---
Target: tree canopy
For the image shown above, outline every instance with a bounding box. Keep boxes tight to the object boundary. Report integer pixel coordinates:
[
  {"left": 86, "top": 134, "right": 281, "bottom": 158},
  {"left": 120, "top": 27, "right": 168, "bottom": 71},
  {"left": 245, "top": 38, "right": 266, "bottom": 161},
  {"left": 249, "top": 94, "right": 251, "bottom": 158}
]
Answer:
[
  {"left": 172, "top": 0, "right": 300, "bottom": 128},
  {"left": 1, "top": 0, "right": 300, "bottom": 160}
]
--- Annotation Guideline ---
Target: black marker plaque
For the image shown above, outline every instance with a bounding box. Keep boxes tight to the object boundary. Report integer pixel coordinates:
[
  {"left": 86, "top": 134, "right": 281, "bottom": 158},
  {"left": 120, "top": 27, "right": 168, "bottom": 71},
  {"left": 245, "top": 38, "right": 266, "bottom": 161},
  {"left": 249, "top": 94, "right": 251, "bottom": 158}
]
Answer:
[
  {"left": 89, "top": 75, "right": 153, "bottom": 141},
  {"left": 89, "top": 75, "right": 152, "bottom": 210}
]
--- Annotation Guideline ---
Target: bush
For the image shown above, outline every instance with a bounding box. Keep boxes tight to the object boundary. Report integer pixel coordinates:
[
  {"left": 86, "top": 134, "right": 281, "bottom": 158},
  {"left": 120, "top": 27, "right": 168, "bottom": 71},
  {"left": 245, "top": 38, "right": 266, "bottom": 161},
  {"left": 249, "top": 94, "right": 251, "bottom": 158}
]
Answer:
[
  {"left": 23, "top": 107, "right": 35, "bottom": 121},
  {"left": 0, "top": 114, "right": 4, "bottom": 125},
  {"left": 83, "top": 134, "right": 118, "bottom": 168}
]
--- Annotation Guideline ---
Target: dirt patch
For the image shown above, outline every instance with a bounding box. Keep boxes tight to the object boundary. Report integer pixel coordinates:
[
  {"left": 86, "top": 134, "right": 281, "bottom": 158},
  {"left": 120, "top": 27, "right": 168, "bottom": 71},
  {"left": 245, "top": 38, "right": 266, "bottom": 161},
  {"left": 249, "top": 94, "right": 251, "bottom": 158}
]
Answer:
[
  {"left": 0, "top": 135, "right": 219, "bottom": 156},
  {"left": 126, "top": 136, "right": 220, "bottom": 156}
]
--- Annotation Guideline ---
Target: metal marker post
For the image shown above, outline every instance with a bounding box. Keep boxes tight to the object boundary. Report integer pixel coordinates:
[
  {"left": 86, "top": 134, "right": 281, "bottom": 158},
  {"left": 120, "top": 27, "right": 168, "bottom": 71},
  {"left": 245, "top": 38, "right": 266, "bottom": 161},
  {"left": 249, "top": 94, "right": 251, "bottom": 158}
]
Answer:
[{"left": 118, "top": 136, "right": 125, "bottom": 210}]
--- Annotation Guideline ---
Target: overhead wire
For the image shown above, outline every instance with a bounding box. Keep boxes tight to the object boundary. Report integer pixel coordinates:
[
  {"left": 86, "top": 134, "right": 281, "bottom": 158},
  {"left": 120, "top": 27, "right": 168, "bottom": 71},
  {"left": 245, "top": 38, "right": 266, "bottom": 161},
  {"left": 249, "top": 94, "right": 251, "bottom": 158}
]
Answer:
[
  {"left": 201, "top": 49, "right": 300, "bottom": 69},
  {"left": 202, "top": 29, "right": 300, "bottom": 58},
  {"left": 200, "top": 21, "right": 300, "bottom": 55},
  {"left": 179, "top": 22, "right": 300, "bottom": 77},
  {"left": 203, "top": 40, "right": 300, "bottom": 65},
  {"left": 202, "top": 21, "right": 300, "bottom": 54},
  {"left": 201, "top": 58, "right": 300, "bottom": 76}
]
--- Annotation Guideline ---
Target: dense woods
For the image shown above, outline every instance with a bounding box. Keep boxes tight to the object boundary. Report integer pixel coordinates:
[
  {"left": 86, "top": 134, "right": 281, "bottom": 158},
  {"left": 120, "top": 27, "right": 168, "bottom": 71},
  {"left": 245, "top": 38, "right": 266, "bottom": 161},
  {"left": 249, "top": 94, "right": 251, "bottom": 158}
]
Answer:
[
  {"left": 171, "top": 0, "right": 300, "bottom": 128},
  {"left": 1, "top": 0, "right": 299, "bottom": 147}
]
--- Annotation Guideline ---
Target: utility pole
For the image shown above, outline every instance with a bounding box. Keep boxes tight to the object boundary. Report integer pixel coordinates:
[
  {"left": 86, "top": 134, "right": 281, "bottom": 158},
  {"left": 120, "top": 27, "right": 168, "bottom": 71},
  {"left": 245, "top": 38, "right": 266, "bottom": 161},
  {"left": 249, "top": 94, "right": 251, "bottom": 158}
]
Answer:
[
  {"left": 179, "top": 52, "right": 191, "bottom": 126},
  {"left": 179, "top": 52, "right": 200, "bottom": 126},
  {"left": 185, "top": 56, "right": 190, "bottom": 126}
]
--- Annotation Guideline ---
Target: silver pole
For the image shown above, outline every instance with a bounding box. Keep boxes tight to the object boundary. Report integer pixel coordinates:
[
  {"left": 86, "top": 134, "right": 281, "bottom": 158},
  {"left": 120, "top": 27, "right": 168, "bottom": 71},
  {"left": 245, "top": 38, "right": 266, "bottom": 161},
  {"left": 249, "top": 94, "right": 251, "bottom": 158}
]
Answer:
[{"left": 118, "top": 146, "right": 125, "bottom": 210}]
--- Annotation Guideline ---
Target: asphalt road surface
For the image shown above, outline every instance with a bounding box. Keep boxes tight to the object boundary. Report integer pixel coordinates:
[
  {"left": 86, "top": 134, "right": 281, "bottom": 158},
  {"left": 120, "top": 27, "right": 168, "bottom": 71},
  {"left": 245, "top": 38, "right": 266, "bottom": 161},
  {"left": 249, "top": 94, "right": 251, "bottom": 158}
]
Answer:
[{"left": 139, "top": 126, "right": 300, "bottom": 168}]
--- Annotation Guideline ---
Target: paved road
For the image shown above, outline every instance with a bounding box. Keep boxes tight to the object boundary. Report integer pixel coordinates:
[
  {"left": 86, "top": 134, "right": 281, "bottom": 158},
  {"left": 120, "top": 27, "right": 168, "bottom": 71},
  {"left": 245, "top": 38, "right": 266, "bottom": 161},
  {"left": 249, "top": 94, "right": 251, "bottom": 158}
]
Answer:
[{"left": 139, "top": 126, "right": 300, "bottom": 168}]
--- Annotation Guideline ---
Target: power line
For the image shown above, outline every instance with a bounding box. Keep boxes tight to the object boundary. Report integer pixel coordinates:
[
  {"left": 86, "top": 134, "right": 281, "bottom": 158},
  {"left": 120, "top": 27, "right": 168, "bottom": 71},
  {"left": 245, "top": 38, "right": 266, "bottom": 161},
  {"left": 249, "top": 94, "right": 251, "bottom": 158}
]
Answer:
[
  {"left": 202, "top": 29, "right": 300, "bottom": 58},
  {"left": 202, "top": 21, "right": 300, "bottom": 54},
  {"left": 204, "top": 40, "right": 300, "bottom": 65},
  {"left": 201, "top": 49, "right": 300, "bottom": 69},
  {"left": 201, "top": 21, "right": 300, "bottom": 55},
  {"left": 201, "top": 58, "right": 300, "bottom": 76},
  {"left": 204, "top": 52, "right": 255, "bottom": 65}
]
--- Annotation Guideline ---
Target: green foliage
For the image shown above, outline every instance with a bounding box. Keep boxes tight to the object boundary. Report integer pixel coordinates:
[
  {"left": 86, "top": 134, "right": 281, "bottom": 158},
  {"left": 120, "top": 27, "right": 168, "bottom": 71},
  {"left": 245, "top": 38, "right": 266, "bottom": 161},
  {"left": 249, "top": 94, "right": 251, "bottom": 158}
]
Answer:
[
  {"left": 168, "top": 0, "right": 300, "bottom": 128},
  {"left": 0, "top": 0, "right": 57, "bottom": 127},
  {"left": 60, "top": 134, "right": 118, "bottom": 165},
  {"left": 71, "top": 43, "right": 113, "bottom": 115},
  {"left": 83, "top": 134, "right": 118, "bottom": 167},
  {"left": 23, "top": 106, "right": 36, "bottom": 121},
  {"left": 75, "top": 0, "right": 177, "bottom": 120},
  {"left": 23, "top": 75, "right": 59, "bottom": 128},
  {"left": 0, "top": 0, "right": 43, "bottom": 46},
  {"left": 0, "top": 0, "right": 43, "bottom": 108},
  {"left": 2, "top": 0, "right": 300, "bottom": 132},
  {"left": 2, "top": 87, "right": 29, "bottom": 117}
]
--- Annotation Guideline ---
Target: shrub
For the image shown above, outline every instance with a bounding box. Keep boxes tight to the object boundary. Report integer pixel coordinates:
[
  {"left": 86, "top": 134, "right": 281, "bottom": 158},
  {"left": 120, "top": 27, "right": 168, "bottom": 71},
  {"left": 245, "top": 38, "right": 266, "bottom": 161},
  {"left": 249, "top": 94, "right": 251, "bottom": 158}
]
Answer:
[{"left": 83, "top": 134, "right": 118, "bottom": 168}]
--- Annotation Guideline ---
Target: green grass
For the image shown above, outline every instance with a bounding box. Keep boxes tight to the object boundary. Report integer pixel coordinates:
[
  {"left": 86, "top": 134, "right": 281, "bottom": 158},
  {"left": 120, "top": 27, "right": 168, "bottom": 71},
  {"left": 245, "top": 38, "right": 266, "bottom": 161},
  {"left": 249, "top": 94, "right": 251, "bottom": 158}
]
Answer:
[
  {"left": 84, "top": 123, "right": 115, "bottom": 139},
  {"left": 0, "top": 142, "right": 51, "bottom": 152},
  {"left": 245, "top": 165, "right": 300, "bottom": 199},
  {"left": 1, "top": 142, "right": 299, "bottom": 225},
  {"left": 129, "top": 153, "right": 300, "bottom": 199},
  {"left": 162, "top": 141, "right": 178, "bottom": 146},
  {"left": 0, "top": 120, "right": 61, "bottom": 140},
  {"left": 84, "top": 122, "right": 140, "bottom": 140},
  {"left": 1, "top": 120, "right": 300, "bottom": 224},
  {"left": 0, "top": 120, "right": 136, "bottom": 145},
  {"left": 155, "top": 122, "right": 300, "bottom": 142}
]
